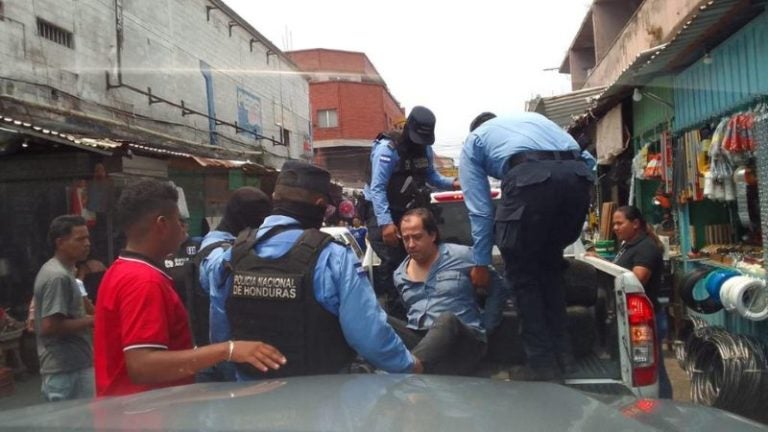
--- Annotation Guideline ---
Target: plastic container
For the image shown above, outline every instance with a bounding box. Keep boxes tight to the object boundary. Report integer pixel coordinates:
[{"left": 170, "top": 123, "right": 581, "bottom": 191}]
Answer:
[{"left": 594, "top": 240, "right": 616, "bottom": 260}]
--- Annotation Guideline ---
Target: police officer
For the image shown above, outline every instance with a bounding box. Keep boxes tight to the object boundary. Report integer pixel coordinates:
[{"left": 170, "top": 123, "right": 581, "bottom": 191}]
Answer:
[
  {"left": 198, "top": 187, "right": 272, "bottom": 347},
  {"left": 209, "top": 161, "right": 423, "bottom": 380},
  {"left": 163, "top": 219, "right": 200, "bottom": 323},
  {"left": 460, "top": 112, "right": 595, "bottom": 381},
  {"left": 362, "top": 106, "right": 458, "bottom": 304}
]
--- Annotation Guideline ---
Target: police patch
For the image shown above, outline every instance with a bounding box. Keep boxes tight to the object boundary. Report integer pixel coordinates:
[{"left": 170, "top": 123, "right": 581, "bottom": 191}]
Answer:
[
  {"left": 231, "top": 271, "right": 302, "bottom": 301},
  {"left": 353, "top": 261, "right": 366, "bottom": 276}
]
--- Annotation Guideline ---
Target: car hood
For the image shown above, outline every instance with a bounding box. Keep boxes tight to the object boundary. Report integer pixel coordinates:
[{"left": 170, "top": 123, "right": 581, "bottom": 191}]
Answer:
[{"left": 0, "top": 375, "right": 764, "bottom": 432}]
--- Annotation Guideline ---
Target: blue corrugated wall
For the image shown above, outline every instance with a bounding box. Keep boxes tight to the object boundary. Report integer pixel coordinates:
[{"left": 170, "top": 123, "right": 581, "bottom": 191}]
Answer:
[{"left": 674, "top": 12, "right": 768, "bottom": 132}]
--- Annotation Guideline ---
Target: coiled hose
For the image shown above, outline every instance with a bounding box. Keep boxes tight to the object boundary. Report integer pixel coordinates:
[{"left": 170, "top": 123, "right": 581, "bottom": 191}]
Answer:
[{"left": 683, "top": 324, "right": 768, "bottom": 418}]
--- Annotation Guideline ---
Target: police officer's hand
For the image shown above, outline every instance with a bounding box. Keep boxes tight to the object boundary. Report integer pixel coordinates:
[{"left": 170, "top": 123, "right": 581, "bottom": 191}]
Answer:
[
  {"left": 470, "top": 266, "right": 490, "bottom": 290},
  {"left": 411, "top": 355, "right": 424, "bottom": 374},
  {"left": 382, "top": 223, "right": 400, "bottom": 247},
  {"left": 230, "top": 341, "right": 287, "bottom": 372},
  {"left": 452, "top": 178, "right": 461, "bottom": 190}
]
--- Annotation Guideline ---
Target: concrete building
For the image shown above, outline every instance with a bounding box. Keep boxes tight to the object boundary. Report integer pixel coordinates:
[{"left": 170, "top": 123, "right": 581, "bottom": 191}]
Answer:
[
  {"left": 0, "top": 0, "right": 311, "bottom": 167},
  {"left": 287, "top": 48, "right": 405, "bottom": 187},
  {"left": 0, "top": 0, "right": 312, "bottom": 311}
]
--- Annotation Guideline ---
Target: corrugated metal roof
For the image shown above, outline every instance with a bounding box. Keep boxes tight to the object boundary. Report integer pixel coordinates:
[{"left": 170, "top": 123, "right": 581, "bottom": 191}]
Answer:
[
  {"left": 1, "top": 115, "right": 120, "bottom": 155},
  {"left": 529, "top": 86, "right": 606, "bottom": 128},
  {"left": 313, "top": 139, "right": 371, "bottom": 149},
  {"left": 568, "top": 0, "right": 767, "bottom": 132},
  {"left": 0, "top": 114, "right": 271, "bottom": 170},
  {"left": 674, "top": 11, "right": 768, "bottom": 130}
]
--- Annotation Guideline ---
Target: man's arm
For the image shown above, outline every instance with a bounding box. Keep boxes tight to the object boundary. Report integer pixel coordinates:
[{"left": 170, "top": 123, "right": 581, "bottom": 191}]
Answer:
[
  {"left": 580, "top": 149, "right": 597, "bottom": 170},
  {"left": 206, "top": 248, "right": 233, "bottom": 344},
  {"left": 316, "top": 246, "right": 419, "bottom": 373},
  {"left": 459, "top": 136, "right": 494, "bottom": 266},
  {"left": 40, "top": 314, "right": 93, "bottom": 337},
  {"left": 38, "top": 277, "right": 93, "bottom": 337},
  {"left": 124, "top": 341, "right": 285, "bottom": 385},
  {"left": 425, "top": 147, "right": 457, "bottom": 190},
  {"left": 481, "top": 267, "right": 512, "bottom": 331},
  {"left": 199, "top": 245, "right": 228, "bottom": 295},
  {"left": 369, "top": 143, "right": 397, "bottom": 226},
  {"left": 83, "top": 297, "right": 95, "bottom": 316}
]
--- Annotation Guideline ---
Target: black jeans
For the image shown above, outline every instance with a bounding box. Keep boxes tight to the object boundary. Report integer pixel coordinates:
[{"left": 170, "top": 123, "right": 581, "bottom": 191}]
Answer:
[
  {"left": 387, "top": 314, "right": 486, "bottom": 375},
  {"left": 495, "top": 159, "right": 593, "bottom": 371}
]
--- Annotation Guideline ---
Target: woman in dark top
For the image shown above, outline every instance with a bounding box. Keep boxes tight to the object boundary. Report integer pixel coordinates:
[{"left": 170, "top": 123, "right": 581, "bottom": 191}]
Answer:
[{"left": 612, "top": 205, "right": 672, "bottom": 399}]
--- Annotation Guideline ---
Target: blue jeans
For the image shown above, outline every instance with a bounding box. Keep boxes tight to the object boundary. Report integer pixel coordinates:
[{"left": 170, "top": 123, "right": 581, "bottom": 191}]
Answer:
[{"left": 41, "top": 367, "right": 95, "bottom": 402}]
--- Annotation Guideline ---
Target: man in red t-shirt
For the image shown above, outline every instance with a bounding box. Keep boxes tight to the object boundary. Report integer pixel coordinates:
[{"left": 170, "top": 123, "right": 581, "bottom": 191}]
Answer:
[{"left": 94, "top": 179, "right": 286, "bottom": 397}]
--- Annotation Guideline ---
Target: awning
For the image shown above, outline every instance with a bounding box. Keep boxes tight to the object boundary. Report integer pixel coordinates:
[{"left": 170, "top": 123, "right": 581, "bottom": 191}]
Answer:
[
  {"left": 568, "top": 0, "right": 767, "bottom": 133},
  {"left": 0, "top": 114, "right": 272, "bottom": 172},
  {"left": 528, "top": 86, "right": 606, "bottom": 128},
  {"left": 1, "top": 115, "right": 120, "bottom": 155},
  {"left": 313, "top": 139, "right": 371, "bottom": 149}
]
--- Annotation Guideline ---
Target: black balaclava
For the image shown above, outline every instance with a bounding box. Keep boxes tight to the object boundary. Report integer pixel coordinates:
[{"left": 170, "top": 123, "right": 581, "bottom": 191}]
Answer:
[
  {"left": 272, "top": 161, "right": 332, "bottom": 229},
  {"left": 272, "top": 199, "right": 325, "bottom": 230},
  {"left": 216, "top": 187, "right": 272, "bottom": 235}
]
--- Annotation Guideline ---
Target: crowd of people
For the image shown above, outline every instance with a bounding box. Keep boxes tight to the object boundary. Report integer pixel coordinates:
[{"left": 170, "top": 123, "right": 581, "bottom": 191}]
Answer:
[{"left": 28, "top": 107, "right": 670, "bottom": 402}]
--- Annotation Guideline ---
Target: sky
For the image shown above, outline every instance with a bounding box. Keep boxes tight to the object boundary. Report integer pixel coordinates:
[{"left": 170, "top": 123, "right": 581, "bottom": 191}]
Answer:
[{"left": 224, "top": 0, "right": 593, "bottom": 160}]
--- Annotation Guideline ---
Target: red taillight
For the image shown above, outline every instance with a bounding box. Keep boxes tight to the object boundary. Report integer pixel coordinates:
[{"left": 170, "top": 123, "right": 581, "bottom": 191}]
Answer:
[
  {"left": 432, "top": 190, "right": 500, "bottom": 202},
  {"left": 626, "top": 293, "right": 657, "bottom": 387},
  {"left": 432, "top": 192, "right": 464, "bottom": 202}
]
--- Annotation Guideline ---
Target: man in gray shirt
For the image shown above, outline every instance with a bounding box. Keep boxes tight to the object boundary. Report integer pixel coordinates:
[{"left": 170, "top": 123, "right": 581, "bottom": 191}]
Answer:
[{"left": 34, "top": 215, "right": 94, "bottom": 401}]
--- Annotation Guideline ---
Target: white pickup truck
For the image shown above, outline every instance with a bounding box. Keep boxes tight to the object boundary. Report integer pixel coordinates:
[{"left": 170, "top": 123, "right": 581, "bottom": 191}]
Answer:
[{"left": 430, "top": 190, "right": 660, "bottom": 398}]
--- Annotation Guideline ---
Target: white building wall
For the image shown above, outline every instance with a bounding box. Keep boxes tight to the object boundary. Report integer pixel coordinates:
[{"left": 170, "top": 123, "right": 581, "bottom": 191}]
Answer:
[{"left": 0, "top": 0, "right": 309, "bottom": 168}]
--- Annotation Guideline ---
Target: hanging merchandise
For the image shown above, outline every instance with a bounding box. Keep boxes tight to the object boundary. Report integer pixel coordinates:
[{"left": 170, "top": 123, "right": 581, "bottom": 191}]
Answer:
[
  {"left": 660, "top": 132, "right": 673, "bottom": 193},
  {"left": 682, "top": 129, "right": 705, "bottom": 202},
  {"left": 722, "top": 112, "right": 756, "bottom": 163},
  {"left": 643, "top": 153, "right": 662, "bottom": 179},
  {"left": 733, "top": 167, "right": 754, "bottom": 228},
  {"left": 706, "top": 118, "right": 736, "bottom": 202},
  {"left": 755, "top": 110, "right": 768, "bottom": 264},
  {"left": 672, "top": 137, "right": 688, "bottom": 203},
  {"left": 632, "top": 143, "right": 649, "bottom": 180}
]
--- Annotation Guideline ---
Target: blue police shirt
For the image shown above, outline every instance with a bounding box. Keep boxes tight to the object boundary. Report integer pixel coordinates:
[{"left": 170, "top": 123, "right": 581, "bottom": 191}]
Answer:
[
  {"left": 459, "top": 112, "right": 596, "bottom": 265},
  {"left": 199, "top": 230, "right": 236, "bottom": 296},
  {"left": 363, "top": 137, "right": 455, "bottom": 226},
  {"left": 392, "top": 243, "right": 510, "bottom": 339},
  {"left": 350, "top": 227, "right": 367, "bottom": 252},
  {"left": 208, "top": 215, "right": 415, "bottom": 378}
]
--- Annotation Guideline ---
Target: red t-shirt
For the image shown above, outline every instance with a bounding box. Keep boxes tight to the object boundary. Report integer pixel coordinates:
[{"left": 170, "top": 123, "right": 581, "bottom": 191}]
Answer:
[{"left": 94, "top": 252, "right": 194, "bottom": 397}]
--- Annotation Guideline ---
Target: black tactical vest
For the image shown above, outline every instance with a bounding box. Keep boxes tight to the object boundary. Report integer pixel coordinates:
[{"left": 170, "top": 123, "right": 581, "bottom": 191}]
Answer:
[
  {"left": 163, "top": 238, "right": 201, "bottom": 342},
  {"left": 387, "top": 143, "right": 430, "bottom": 218},
  {"left": 226, "top": 227, "right": 355, "bottom": 378}
]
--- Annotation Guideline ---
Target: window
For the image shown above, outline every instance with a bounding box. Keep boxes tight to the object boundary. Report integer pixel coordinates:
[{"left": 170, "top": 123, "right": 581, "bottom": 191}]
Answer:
[
  {"left": 317, "top": 109, "right": 338, "bottom": 128},
  {"left": 37, "top": 18, "right": 73, "bottom": 49},
  {"left": 281, "top": 128, "right": 290, "bottom": 146}
]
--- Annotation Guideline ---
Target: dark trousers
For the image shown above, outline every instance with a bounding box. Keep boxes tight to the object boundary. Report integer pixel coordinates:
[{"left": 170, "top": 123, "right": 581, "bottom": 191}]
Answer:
[
  {"left": 387, "top": 314, "right": 486, "bottom": 375},
  {"left": 363, "top": 201, "right": 407, "bottom": 301},
  {"left": 495, "top": 159, "right": 592, "bottom": 371}
]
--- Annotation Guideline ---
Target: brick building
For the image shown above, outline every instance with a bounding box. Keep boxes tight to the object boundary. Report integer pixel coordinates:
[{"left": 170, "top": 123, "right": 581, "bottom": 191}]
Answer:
[{"left": 287, "top": 49, "right": 405, "bottom": 187}]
